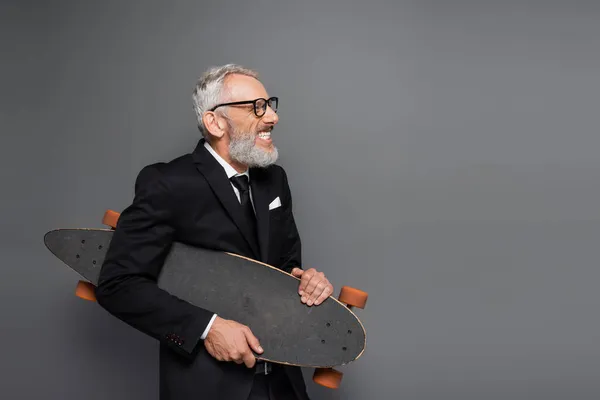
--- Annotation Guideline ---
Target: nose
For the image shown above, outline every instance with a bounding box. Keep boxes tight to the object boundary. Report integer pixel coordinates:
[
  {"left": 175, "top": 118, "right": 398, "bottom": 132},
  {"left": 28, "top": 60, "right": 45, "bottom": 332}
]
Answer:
[{"left": 262, "top": 105, "right": 279, "bottom": 125}]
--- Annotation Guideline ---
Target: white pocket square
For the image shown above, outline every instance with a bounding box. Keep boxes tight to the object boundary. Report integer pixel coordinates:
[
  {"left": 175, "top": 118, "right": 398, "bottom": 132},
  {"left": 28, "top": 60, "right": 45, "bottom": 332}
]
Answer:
[{"left": 269, "top": 196, "right": 282, "bottom": 210}]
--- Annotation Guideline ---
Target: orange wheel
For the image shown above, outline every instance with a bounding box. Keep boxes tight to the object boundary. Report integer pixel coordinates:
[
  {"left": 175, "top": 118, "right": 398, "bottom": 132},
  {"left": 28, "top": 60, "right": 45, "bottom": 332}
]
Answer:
[
  {"left": 102, "top": 209, "right": 120, "bottom": 229},
  {"left": 75, "top": 280, "right": 97, "bottom": 302},
  {"left": 338, "top": 286, "right": 368, "bottom": 309},
  {"left": 313, "top": 368, "right": 343, "bottom": 389}
]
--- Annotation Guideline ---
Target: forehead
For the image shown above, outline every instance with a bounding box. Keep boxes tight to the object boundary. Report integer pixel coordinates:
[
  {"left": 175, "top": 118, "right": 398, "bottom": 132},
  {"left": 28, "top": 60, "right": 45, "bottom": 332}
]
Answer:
[{"left": 224, "top": 74, "right": 268, "bottom": 101}]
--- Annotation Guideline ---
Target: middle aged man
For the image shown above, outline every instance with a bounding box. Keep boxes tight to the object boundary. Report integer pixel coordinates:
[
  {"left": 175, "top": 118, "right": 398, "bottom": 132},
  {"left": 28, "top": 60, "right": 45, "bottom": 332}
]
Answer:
[{"left": 96, "top": 64, "right": 334, "bottom": 400}]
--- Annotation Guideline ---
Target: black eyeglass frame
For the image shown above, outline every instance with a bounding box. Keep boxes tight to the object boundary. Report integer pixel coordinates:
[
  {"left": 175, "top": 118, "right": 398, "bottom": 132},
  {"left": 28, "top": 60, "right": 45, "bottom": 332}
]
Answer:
[{"left": 209, "top": 97, "right": 278, "bottom": 117}]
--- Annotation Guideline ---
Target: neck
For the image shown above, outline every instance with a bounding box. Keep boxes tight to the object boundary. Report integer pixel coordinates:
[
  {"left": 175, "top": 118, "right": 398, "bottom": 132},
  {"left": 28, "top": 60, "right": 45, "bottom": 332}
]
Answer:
[{"left": 207, "top": 137, "right": 248, "bottom": 173}]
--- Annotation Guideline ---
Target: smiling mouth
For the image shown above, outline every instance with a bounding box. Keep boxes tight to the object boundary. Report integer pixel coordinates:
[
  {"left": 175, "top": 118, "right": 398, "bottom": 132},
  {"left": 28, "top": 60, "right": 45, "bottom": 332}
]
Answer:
[{"left": 258, "top": 131, "right": 271, "bottom": 140}]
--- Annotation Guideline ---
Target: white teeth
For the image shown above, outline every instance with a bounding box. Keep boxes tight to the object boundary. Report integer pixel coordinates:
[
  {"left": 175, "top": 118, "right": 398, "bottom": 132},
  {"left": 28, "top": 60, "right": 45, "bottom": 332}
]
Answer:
[{"left": 258, "top": 132, "right": 271, "bottom": 139}]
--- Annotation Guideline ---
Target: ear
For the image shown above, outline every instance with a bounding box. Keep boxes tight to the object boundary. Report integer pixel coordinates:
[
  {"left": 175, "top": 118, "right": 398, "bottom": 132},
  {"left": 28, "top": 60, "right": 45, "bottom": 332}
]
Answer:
[{"left": 202, "top": 111, "right": 226, "bottom": 139}]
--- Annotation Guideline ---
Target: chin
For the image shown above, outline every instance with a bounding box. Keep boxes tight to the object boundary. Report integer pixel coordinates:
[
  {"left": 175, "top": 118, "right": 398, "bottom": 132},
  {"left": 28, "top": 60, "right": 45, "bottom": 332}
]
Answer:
[{"left": 230, "top": 137, "right": 278, "bottom": 167}]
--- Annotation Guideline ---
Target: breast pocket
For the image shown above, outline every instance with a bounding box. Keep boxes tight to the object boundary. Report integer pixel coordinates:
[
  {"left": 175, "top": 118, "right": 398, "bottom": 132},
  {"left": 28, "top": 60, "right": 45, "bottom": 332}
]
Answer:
[{"left": 269, "top": 207, "right": 283, "bottom": 222}]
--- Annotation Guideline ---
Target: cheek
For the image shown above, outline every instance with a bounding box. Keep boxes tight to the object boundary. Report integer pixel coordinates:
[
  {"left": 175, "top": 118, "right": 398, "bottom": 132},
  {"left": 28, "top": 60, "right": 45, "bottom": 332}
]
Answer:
[
  {"left": 250, "top": 121, "right": 261, "bottom": 133},
  {"left": 231, "top": 122, "right": 256, "bottom": 138},
  {"left": 239, "top": 122, "right": 258, "bottom": 136}
]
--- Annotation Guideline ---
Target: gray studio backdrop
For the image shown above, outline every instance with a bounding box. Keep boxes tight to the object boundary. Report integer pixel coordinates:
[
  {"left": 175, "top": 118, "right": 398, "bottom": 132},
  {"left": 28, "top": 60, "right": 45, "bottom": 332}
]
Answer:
[{"left": 2, "top": 1, "right": 600, "bottom": 399}]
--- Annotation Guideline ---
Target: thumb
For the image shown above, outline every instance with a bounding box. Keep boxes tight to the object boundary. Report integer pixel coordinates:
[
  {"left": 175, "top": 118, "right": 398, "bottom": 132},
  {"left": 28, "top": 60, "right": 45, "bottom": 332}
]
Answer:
[
  {"left": 291, "top": 267, "right": 303, "bottom": 277},
  {"left": 244, "top": 329, "right": 263, "bottom": 354}
]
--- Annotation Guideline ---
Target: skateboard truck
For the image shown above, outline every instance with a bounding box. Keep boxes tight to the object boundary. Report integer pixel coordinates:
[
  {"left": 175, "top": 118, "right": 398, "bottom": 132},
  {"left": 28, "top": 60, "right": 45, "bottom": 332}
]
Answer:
[
  {"left": 72, "top": 209, "right": 123, "bottom": 302},
  {"left": 312, "top": 286, "right": 368, "bottom": 389}
]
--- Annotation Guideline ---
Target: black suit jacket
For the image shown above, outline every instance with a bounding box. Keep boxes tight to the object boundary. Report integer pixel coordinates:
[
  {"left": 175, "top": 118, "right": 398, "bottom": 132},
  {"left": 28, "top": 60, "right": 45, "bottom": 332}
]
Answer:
[{"left": 95, "top": 139, "right": 309, "bottom": 400}]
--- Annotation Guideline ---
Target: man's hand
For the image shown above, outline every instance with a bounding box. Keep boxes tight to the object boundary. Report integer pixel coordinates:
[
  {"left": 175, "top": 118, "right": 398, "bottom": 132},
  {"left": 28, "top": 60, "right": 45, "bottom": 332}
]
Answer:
[
  {"left": 204, "top": 316, "right": 263, "bottom": 368},
  {"left": 291, "top": 268, "right": 334, "bottom": 306}
]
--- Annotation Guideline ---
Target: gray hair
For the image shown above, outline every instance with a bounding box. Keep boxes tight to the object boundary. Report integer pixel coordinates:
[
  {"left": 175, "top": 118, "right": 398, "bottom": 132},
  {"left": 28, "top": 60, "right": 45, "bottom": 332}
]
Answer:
[{"left": 192, "top": 64, "right": 259, "bottom": 138}]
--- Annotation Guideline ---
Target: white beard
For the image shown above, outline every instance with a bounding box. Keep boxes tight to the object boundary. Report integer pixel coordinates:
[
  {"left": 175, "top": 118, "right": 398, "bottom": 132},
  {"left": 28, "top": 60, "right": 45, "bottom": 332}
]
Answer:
[{"left": 229, "top": 129, "right": 279, "bottom": 168}]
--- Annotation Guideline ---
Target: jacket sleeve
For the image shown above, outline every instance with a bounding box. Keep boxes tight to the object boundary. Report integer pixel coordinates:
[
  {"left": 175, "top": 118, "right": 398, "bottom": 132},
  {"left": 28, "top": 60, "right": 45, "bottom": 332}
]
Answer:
[
  {"left": 95, "top": 164, "right": 214, "bottom": 360},
  {"left": 276, "top": 166, "right": 303, "bottom": 273}
]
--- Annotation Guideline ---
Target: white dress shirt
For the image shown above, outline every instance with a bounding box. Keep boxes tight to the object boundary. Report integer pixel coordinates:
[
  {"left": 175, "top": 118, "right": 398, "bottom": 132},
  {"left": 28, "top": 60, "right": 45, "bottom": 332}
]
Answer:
[
  {"left": 203, "top": 140, "right": 255, "bottom": 208},
  {"left": 199, "top": 141, "right": 255, "bottom": 339}
]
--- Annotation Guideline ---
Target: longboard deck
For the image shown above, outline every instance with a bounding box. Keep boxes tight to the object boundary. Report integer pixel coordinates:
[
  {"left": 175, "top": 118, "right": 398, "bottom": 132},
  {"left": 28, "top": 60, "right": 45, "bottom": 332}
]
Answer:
[{"left": 44, "top": 228, "right": 366, "bottom": 368}]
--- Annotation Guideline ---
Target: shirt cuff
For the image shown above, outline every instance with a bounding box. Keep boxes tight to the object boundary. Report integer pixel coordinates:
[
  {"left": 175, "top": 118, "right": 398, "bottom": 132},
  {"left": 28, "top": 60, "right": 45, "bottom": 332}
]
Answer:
[{"left": 200, "top": 313, "right": 218, "bottom": 340}]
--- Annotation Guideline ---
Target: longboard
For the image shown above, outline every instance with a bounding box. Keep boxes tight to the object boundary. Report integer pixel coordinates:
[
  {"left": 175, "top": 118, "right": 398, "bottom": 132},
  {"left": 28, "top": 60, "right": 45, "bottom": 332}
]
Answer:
[{"left": 44, "top": 211, "right": 368, "bottom": 388}]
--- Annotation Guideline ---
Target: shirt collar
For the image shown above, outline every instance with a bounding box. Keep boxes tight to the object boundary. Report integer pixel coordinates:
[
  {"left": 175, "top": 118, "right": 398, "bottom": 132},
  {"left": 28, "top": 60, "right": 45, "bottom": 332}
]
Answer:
[{"left": 204, "top": 140, "right": 249, "bottom": 180}]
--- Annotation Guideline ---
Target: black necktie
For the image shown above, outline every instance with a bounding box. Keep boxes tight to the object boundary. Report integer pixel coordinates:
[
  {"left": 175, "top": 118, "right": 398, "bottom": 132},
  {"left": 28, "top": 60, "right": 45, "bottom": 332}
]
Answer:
[{"left": 230, "top": 175, "right": 259, "bottom": 250}]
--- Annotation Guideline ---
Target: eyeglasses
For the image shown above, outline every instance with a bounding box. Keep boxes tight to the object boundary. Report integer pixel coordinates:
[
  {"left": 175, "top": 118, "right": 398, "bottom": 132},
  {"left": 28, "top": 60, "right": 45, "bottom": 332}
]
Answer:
[{"left": 209, "top": 97, "right": 278, "bottom": 117}]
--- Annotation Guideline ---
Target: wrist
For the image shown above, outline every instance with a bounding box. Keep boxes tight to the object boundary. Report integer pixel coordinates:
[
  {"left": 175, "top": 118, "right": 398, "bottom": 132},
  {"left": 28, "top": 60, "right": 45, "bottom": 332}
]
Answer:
[{"left": 201, "top": 314, "right": 218, "bottom": 340}]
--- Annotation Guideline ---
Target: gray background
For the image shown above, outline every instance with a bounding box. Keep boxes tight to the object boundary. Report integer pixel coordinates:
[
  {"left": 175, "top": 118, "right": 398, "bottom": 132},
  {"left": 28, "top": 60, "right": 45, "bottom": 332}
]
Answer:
[{"left": 2, "top": 0, "right": 599, "bottom": 399}]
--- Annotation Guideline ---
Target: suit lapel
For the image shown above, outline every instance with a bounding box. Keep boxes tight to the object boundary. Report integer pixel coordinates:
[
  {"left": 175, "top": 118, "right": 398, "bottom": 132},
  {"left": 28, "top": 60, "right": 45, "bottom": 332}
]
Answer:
[
  {"left": 192, "top": 140, "right": 261, "bottom": 259},
  {"left": 250, "top": 168, "right": 270, "bottom": 262}
]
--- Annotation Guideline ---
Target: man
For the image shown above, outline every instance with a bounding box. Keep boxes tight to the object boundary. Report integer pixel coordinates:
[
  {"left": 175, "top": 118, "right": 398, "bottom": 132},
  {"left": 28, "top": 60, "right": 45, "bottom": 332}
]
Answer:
[{"left": 95, "top": 64, "right": 333, "bottom": 400}]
